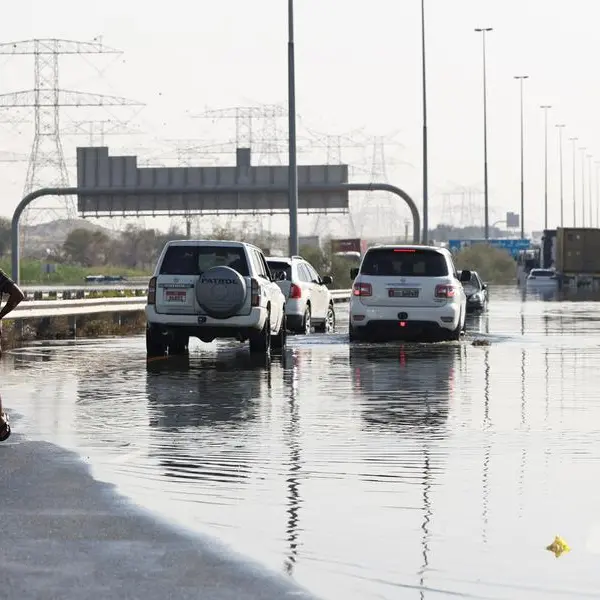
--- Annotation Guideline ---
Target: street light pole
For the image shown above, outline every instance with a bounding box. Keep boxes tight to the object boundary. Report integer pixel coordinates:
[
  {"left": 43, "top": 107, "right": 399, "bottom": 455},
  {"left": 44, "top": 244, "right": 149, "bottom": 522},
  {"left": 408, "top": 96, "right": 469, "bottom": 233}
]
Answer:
[
  {"left": 287, "top": 0, "right": 299, "bottom": 256},
  {"left": 570, "top": 137, "right": 578, "bottom": 225},
  {"left": 556, "top": 124, "right": 565, "bottom": 227},
  {"left": 421, "top": 0, "right": 429, "bottom": 245},
  {"left": 475, "top": 27, "right": 493, "bottom": 240},
  {"left": 580, "top": 147, "right": 586, "bottom": 227},
  {"left": 540, "top": 105, "right": 552, "bottom": 229},
  {"left": 588, "top": 154, "right": 593, "bottom": 227},
  {"left": 595, "top": 161, "right": 600, "bottom": 228},
  {"left": 515, "top": 75, "right": 528, "bottom": 238}
]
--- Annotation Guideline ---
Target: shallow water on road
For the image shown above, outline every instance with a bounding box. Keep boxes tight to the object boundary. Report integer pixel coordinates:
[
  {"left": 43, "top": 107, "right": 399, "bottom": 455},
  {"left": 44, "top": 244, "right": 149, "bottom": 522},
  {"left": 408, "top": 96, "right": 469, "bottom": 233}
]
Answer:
[{"left": 5, "top": 285, "right": 600, "bottom": 599}]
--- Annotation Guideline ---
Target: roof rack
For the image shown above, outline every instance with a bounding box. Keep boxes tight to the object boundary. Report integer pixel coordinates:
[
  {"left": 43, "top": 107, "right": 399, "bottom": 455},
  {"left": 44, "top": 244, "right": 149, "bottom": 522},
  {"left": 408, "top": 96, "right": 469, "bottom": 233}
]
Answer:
[{"left": 291, "top": 255, "right": 304, "bottom": 260}]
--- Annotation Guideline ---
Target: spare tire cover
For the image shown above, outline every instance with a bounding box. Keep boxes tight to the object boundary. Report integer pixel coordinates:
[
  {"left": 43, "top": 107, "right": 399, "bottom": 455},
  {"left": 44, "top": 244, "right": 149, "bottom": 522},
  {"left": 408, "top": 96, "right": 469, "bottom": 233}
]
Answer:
[{"left": 195, "top": 266, "right": 247, "bottom": 319}]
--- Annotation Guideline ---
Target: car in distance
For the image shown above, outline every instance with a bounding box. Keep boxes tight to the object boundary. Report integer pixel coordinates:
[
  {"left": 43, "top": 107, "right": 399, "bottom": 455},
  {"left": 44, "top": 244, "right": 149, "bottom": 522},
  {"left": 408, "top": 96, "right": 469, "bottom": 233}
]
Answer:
[
  {"left": 526, "top": 268, "right": 558, "bottom": 287},
  {"left": 349, "top": 245, "right": 471, "bottom": 342},
  {"left": 458, "top": 270, "right": 488, "bottom": 312},
  {"left": 145, "top": 240, "right": 287, "bottom": 357},
  {"left": 266, "top": 255, "right": 335, "bottom": 334}
]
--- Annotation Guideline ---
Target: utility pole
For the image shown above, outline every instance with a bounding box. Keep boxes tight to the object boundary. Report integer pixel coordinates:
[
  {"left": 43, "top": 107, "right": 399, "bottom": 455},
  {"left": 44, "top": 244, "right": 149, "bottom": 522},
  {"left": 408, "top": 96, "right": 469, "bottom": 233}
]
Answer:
[
  {"left": 475, "top": 27, "right": 493, "bottom": 240},
  {"left": 287, "top": 0, "right": 299, "bottom": 256},
  {"left": 421, "top": 0, "right": 429, "bottom": 244},
  {"left": 556, "top": 124, "right": 565, "bottom": 227},
  {"left": 540, "top": 105, "right": 552, "bottom": 229},
  {"left": 515, "top": 75, "right": 528, "bottom": 237},
  {"left": 570, "top": 137, "right": 578, "bottom": 225}
]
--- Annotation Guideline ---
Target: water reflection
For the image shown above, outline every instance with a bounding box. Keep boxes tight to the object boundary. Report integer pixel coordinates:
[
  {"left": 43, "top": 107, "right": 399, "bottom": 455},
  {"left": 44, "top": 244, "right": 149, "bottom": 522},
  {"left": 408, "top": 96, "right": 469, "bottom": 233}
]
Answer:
[
  {"left": 349, "top": 343, "right": 461, "bottom": 431},
  {"left": 282, "top": 348, "right": 301, "bottom": 575},
  {"left": 7, "top": 288, "right": 600, "bottom": 599}
]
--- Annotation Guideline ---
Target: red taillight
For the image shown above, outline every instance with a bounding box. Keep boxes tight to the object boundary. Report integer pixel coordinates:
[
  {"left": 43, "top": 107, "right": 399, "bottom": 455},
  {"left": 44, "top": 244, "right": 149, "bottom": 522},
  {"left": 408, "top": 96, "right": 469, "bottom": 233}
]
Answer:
[
  {"left": 435, "top": 284, "right": 455, "bottom": 298},
  {"left": 353, "top": 282, "right": 372, "bottom": 296},
  {"left": 148, "top": 277, "right": 157, "bottom": 305},
  {"left": 289, "top": 283, "right": 302, "bottom": 299},
  {"left": 251, "top": 278, "right": 260, "bottom": 306},
  {"left": 393, "top": 248, "right": 415, "bottom": 253}
]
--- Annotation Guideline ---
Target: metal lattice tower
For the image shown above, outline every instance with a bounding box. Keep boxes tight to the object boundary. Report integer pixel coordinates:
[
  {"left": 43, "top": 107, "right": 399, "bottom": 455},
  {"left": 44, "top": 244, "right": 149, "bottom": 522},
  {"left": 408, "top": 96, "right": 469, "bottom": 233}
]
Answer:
[
  {"left": 0, "top": 38, "right": 144, "bottom": 235},
  {"left": 193, "top": 105, "right": 289, "bottom": 162},
  {"left": 307, "top": 129, "right": 366, "bottom": 238},
  {"left": 61, "top": 119, "right": 143, "bottom": 146}
]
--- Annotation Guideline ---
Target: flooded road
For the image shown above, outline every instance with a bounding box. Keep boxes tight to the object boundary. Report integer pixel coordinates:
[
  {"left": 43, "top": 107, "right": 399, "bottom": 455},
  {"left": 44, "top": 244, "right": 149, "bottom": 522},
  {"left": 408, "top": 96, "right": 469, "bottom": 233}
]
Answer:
[{"left": 4, "top": 285, "right": 600, "bottom": 599}]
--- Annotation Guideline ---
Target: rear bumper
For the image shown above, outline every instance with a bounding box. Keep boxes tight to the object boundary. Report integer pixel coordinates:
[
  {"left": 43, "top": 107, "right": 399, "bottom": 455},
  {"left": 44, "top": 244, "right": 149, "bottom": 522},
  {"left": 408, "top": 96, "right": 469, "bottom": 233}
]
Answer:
[
  {"left": 349, "top": 301, "right": 461, "bottom": 340},
  {"left": 145, "top": 305, "right": 267, "bottom": 339},
  {"left": 351, "top": 319, "right": 451, "bottom": 340}
]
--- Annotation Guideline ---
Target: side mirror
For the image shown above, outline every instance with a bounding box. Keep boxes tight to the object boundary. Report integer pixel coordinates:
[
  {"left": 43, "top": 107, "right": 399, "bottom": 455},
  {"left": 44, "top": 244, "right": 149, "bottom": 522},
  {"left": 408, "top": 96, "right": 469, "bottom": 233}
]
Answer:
[
  {"left": 481, "top": 283, "right": 487, "bottom": 290},
  {"left": 322, "top": 275, "right": 333, "bottom": 285},
  {"left": 350, "top": 268, "right": 359, "bottom": 279},
  {"left": 459, "top": 270, "right": 472, "bottom": 283},
  {"left": 278, "top": 271, "right": 287, "bottom": 281}
]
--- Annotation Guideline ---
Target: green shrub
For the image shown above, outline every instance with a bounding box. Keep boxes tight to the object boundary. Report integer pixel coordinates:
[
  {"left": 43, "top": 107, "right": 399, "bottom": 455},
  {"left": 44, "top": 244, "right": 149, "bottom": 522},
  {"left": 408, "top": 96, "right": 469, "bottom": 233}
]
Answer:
[
  {"left": 453, "top": 244, "right": 516, "bottom": 284},
  {"left": 1, "top": 259, "right": 151, "bottom": 285}
]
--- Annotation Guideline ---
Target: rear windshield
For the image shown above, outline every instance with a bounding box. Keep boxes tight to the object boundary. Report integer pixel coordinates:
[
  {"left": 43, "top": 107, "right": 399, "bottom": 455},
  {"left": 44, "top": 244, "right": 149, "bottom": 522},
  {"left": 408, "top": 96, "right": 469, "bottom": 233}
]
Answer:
[
  {"left": 360, "top": 248, "right": 449, "bottom": 277},
  {"left": 530, "top": 269, "right": 554, "bottom": 277},
  {"left": 159, "top": 245, "right": 250, "bottom": 276},
  {"left": 266, "top": 260, "right": 291, "bottom": 281}
]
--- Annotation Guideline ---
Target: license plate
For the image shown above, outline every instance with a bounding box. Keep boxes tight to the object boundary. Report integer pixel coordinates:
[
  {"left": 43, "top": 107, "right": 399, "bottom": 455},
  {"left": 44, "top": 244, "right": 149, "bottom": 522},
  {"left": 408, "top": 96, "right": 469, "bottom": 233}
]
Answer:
[
  {"left": 197, "top": 316, "right": 207, "bottom": 324},
  {"left": 165, "top": 289, "right": 187, "bottom": 302},
  {"left": 389, "top": 288, "right": 419, "bottom": 298}
]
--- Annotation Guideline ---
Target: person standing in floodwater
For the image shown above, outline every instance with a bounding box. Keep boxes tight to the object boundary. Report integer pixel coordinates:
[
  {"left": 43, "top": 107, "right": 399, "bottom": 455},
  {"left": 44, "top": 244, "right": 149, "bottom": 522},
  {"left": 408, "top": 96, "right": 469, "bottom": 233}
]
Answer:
[{"left": 0, "top": 269, "right": 24, "bottom": 441}]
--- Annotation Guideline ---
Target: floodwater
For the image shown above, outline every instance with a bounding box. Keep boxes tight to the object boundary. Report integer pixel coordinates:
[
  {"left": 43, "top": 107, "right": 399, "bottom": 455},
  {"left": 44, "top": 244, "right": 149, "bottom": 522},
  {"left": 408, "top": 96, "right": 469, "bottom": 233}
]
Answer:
[{"left": 4, "top": 284, "right": 600, "bottom": 599}]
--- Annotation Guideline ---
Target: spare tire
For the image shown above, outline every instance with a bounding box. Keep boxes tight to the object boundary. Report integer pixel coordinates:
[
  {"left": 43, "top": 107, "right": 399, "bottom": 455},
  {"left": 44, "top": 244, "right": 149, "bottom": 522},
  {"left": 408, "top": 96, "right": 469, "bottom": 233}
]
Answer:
[{"left": 195, "top": 266, "right": 247, "bottom": 319}]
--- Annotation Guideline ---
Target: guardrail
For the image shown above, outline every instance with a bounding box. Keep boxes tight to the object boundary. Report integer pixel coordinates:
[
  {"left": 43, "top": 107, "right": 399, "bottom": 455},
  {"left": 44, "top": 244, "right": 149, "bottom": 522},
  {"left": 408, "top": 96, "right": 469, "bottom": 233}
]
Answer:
[{"left": 6, "top": 289, "right": 352, "bottom": 319}]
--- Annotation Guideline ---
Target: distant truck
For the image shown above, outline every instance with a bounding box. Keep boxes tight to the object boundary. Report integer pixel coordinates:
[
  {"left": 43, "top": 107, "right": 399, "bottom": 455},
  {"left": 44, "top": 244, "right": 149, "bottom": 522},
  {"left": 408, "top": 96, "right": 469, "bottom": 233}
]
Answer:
[
  {"left": 554, "top": 228, "right": 600, "bottom": 283},
  {"left": 330, "top": 238, "right": 368, "bottom": 256}
]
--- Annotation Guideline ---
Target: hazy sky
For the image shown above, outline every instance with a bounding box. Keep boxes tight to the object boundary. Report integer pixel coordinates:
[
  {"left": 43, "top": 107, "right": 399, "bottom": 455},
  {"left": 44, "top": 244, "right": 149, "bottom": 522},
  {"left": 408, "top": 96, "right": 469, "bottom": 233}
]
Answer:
[{"left": 2, "top": 0, "right": 599, "bottom": 238}]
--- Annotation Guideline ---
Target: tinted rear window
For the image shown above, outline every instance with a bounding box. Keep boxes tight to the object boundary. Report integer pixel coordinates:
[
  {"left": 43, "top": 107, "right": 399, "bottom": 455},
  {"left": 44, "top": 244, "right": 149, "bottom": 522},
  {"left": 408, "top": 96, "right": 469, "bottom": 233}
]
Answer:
[
  {"left": 531, "top": 269, "right": 553, "bottom": 277},
  {"left": 159, "top": 245, "right": 249, "bottom": 276},
  {"left": 266, "top": 260, "right": 292, "bottom": 281},
  {"left": 360, "top": 248, "right": 449, "bottom": 277}
]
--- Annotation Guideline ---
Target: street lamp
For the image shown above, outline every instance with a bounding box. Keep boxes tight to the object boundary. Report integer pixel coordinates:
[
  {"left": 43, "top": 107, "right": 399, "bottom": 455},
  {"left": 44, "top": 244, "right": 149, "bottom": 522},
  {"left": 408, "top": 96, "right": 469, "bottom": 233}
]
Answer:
[
  {"left": 515, "top": 75, "right": 529, "bottom": 238},
  {"left": 556, "top": 124, "right": 566, "bottom": 227},
  {"left": 580, "top": 147, "right": 586, "bottom": 227},
  {"left": 421, "top": 0, "right": 429, "bottom": 244},
  {"left": 540, "top": 105, "right": 552, "bottom": 229},
  {"left": 475, "top": 27, "right": 493, "bottom": 240},
  {"left": 287, "top": 0, "right": 299, "bottom": 256},
  {"left": 570, "top": 137, "right": 578, "bottom": 225},
  {"left": 595, "top": 161, "right": 600, "bottom": 228},
  {"left": 588, "top": 154, "right": 593, "bottom": 227}
]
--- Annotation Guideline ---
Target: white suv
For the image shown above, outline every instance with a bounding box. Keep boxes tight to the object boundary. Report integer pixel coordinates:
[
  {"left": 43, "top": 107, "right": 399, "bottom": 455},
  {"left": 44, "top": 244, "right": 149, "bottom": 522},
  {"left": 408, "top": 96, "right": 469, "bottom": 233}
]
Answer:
[
  {"left": 265, "top": 255, "right": 336, "bottom": 334},
  {"left": 145, "top": 240, "right": 287, "bottom": 357},
  {"left": 349, "top": 245, "right": 471, "bottom": 342}
]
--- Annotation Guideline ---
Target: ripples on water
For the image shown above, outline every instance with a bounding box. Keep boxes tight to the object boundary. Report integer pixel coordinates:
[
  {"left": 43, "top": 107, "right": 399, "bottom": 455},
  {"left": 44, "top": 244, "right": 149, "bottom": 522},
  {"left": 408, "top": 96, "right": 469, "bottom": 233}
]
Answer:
[{"left": 5, "top": 285, "right": 600, "bottom": 599}]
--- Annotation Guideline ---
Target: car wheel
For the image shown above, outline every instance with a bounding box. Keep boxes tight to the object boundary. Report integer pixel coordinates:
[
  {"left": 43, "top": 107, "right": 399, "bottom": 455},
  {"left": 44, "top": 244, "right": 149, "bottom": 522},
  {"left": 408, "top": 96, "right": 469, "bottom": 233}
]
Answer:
[
  {"left": 315, "top": 304, "right": 336, "bottom": 333},
  {"left": 446, "top": 312, "right": 464, "bottom": 341},
  {"left": 249, "top": 314, "right": 271, "bottom": 355},
  {"left": 271, "top": 313, "right": 287, "bottom": 351},
  {"left": 168, "top": 333, "right": 189, "bottom": 356},
  {"left": 349, "top": 324, "right": 362, "bottom": 342},
  {"left": 302, "top": 305, "right": 312, "bottom": 335},
  {"left": 146, "top": 328, "right": 167, "bottom": 357}
]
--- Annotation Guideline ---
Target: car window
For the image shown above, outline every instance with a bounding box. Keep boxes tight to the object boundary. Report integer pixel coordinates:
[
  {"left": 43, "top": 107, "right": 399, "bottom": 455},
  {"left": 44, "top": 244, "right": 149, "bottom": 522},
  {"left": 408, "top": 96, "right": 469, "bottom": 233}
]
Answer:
[
  {"left": 304, "top": 263, "right": 320, "bottom": 283},
  {"left": 531, "top": 269, "right": 553, "bottom": 277},
  {"left": 267, "top": 260, "right": 292, "bottom": 281},
  {"left": 297, "top": 263, "right": 312, "bottom": 282},
  {"left": 360, "top": 248, "right": 449, "bottom": 277},
  {"left": 159, "top": 245, "right": 250, "bottom": 276}
]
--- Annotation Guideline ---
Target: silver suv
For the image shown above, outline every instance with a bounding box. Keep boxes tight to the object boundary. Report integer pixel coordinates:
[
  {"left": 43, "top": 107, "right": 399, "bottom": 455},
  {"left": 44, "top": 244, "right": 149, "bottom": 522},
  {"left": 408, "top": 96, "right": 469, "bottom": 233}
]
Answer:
[
  {"left": 145, "top": 240, "right": 287, "bottom": 357},
  {"left": 266, "top": 255, "right": 335, "bottom": 334}
]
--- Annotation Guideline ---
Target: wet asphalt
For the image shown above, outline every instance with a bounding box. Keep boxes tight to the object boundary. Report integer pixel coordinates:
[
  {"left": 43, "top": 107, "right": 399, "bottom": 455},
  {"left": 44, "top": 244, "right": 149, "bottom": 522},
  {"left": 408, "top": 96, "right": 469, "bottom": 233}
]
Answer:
[{"left": 3, "top": 284, "right": 600, "bottom": 599}]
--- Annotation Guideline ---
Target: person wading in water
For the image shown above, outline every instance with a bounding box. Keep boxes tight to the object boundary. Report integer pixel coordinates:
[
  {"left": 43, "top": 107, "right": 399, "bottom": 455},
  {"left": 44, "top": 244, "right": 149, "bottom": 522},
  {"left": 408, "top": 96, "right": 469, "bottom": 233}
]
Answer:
[{"left": 0, "top": 269, "right": 24, "bottom": 440}]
